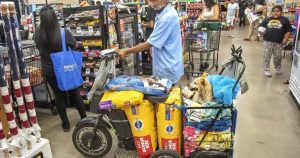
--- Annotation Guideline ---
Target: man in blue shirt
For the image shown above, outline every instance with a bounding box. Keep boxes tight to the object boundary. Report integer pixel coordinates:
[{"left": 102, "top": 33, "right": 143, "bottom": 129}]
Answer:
[{"left": 118, "top": 0, "right": 184, "bottom": 84}]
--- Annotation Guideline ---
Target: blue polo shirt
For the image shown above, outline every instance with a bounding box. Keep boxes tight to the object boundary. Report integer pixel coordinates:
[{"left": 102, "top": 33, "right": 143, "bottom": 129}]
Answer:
[{"left": 147, "top": 5, "right": 184, "bottom": 84}]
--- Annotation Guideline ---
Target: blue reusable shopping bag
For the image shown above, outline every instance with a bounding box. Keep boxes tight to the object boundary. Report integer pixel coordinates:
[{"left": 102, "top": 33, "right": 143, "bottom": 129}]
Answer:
[{"left": 50, "top": 28, "right": 83, "bottom": 91}]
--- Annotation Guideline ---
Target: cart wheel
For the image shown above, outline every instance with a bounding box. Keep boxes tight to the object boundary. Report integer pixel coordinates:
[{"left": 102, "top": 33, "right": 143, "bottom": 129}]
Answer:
[
  {"left": 51, "top": 107, "right": 58, "bottom": 115},
  {"left": 150, "top": 149, "right": 181, "bottom": 158}
]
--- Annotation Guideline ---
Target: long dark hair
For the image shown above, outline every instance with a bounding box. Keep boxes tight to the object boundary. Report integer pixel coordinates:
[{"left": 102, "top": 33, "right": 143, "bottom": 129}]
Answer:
[
  {"left": 204, "top": 0, "right": 216, "bottom": 10},
  {"left": 38, "top": 5, "right": 61, "bottom": 52}
]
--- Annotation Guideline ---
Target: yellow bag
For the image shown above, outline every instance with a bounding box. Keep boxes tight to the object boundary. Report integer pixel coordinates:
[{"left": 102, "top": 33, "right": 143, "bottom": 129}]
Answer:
[
  {"left": 123, "top": 100, "right": 157, "bottom": 158},
  {"left": 100, "top": 91, "right": 144, "bottom": 109},
  {"left": 156, "top": 88, "right": 182, "bottom": 154},
  {"left": 196, "top": 132, "right": 232, "bottom": 150}
]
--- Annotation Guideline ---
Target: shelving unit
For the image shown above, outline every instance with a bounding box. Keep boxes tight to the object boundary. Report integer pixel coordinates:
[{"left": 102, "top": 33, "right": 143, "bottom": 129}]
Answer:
[
  {"left": 115, "top": 4, "right": 142, "bottom": 76},
  {"left": 32, "top": 3, "right": 64, "bottom": 29},
  {"left": 63, "top": 6, "right": 106, "bottom": 107}
]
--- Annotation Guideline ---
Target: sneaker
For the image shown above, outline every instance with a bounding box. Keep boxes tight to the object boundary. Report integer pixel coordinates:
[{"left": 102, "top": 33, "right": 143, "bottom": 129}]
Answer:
[
  {"left": 230, "top": 35, "right": 235, "bottom": 38},
  {"left": 264, "top": 70, "right": 272, "bottom": 77},
  {"left": 275, "top": 67, "right": 282, "bottom": 75},
  {"left": 62, "top": 123, "right": 71, "bottom": 132}
]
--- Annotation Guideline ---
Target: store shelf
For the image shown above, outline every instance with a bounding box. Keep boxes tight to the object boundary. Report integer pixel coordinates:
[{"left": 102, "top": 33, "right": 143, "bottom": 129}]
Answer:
[
  {"left": 65, "top": 16, "right": 99, "bottom": 21},
  {"left": 68, "top": 26, "right": 100, "bottom": 29},
  {"left": 73, "top": 35, "right": 102, "bottom": 39}
]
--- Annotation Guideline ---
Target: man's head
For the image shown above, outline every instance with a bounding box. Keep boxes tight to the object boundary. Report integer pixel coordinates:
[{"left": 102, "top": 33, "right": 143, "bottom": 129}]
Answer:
[
  {"left": 148, "top": 0, "right": 168, "bottom": 10},
  {"left": 230, "top": 0, "right": 236, "bottom": 4},
  {"left": 271, "top": 5, "right": 282, "bottom": 18}
]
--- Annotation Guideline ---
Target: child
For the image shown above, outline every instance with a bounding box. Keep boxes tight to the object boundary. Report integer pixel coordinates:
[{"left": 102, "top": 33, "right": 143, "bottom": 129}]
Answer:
[
  {"left": 226, "top": 0, "right": 239, "bottom": 38},
  {"left": 258, "top": 5, "right": 291, "bottom": 77}
]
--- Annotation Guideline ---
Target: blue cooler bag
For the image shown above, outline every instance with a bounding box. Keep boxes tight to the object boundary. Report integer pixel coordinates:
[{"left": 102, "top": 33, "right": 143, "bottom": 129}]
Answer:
[{"left": 50, "top": 28, "right": 83, "bottom": 91}]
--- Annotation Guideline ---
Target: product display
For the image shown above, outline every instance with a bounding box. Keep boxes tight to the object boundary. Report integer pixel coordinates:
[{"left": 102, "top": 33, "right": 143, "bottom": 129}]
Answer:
[
  {"left": 0, "top": 3, "right": 41, "bottom": 157},
  {"left": 124, "top": 100, "right": 157, "bottom": 158}
]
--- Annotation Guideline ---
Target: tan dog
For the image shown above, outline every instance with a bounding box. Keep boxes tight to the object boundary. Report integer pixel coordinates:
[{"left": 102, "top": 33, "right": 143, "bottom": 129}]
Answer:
[{"left": 183, "top": 73, "right": 214, "bottom": 103}]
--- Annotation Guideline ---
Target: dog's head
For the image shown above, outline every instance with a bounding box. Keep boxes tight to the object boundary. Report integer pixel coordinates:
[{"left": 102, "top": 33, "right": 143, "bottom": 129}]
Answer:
[{"left": 188, "top": 73, "right": 209, "bottom": 91}]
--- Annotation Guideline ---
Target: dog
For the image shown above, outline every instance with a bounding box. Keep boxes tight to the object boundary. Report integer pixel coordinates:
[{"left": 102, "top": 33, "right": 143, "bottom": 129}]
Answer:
[{"left": 183, "top": 73, "right": 213, "bottom": 103}]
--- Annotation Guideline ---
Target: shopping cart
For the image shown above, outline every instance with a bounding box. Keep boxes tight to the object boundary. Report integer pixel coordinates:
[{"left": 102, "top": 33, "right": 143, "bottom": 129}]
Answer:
[
  {"left": 185, "top": 20, "right": 222, "bottom": 80},
  {"left": 22, "top": 44, "right": 57, "bottom": 115},
  {"left": 181, "top": 45, "right": 245, "bottom": 157},
  {"left": 72, "top": 45, "right": 246, "bottom": 158}
]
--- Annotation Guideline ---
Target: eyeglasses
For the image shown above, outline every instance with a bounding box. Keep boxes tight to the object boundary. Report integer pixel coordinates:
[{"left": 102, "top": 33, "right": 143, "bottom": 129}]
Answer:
[{"left": 272, "top": 9, "right": 281, "bottom": 12}]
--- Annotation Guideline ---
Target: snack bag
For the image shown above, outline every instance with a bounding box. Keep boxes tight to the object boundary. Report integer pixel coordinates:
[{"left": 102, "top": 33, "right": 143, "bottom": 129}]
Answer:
[
  {"left": 123, "top": 100, "right": 157, "bottom": 158},
  {"left": 196, "top": 131, "right": 232, "bottom": 150},
  {"left": 156, "top": 88, "right": 182, "bottom": 154},
  {"left": 100, "top": 90, "right": 144, "bottom": 109}
]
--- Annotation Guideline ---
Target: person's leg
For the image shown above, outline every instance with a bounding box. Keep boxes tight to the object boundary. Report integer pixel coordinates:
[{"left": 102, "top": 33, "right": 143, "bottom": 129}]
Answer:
[
  {"left": 273, "top": 42, "right": 284, "bottom": 75},
  {"left": 263, "top": 41, "right": 273, "bottom": 77},
  {"left": 242, "top": 14, "right": 246, "bottom": 26},
  {"left": 244, "top": 21, "right": 255, "bottom": 40},
  {"left": 45, "top": 76, "right": 70, "bottom": 129},
  {"left": 254, "top": 21, "right": 260, "bottom": 41},
  {"left": 69, "top": 88, "right": 87, "bottom": 119}
]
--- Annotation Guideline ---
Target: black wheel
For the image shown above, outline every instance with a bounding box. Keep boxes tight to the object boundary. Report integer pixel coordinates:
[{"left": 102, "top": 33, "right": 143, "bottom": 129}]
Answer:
[
  {"left": 150, "top": 149, "right": 181, "bottom": 158},
  {"left": 51, "top": 106, "right": 58, "bottom": 115},
  {"left": 72, "top": 123, "right": 112, "bottom": 158}
]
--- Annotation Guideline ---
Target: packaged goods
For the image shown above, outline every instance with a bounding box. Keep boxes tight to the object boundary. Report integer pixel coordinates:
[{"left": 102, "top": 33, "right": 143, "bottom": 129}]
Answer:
[
  {"left": 100, "top": 90, "right": 144, "bottom": 109},
  {"left": 124, "top": 100, "right": 157, "bottom": 158},
  {"left": 156, "top": 88, "right": 182, "bottom": 154}
]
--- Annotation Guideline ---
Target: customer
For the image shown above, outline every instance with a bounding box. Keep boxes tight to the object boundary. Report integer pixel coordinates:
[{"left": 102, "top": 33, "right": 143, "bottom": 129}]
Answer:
[
  {"left": 34, "top": 6, "right": 87, "bottom": 132},
  {"left": 141, "top": 1, "right": 156, "bottom": 40},
  {"left": 118, "top": 0, "right": 183, "bottom": 84},
  {"left": 197, "top": 0, "right": 220, "bottom": 71},
  {"left": 259, "top": 5, "right": 291, "bottom": 77},
  {"left": 198, "top": 0, "right": 220, "bottom": 21},
  {"left": 238, "top": 0, "right": 248, "bottom": 27},
  {"left": 226, "top": 0, "right": 239, "bottom": 38},
  {"left": 244, "top": 0, "right": 267, "bottom": 41}
]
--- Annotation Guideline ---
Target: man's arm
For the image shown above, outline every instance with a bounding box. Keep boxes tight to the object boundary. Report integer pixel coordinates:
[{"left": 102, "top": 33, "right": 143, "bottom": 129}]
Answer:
[
  {"left": 142, "top": 20, "right": 154, "bottom": 29},
  {"left": 119, "top": 42, "right": 152, "bottom": 57}
]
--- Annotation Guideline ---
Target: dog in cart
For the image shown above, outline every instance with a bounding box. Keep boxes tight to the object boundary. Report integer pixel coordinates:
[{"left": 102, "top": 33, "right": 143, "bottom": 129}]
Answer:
[{"left": 72, "top": 45, "right": 247, "bottom": 158}]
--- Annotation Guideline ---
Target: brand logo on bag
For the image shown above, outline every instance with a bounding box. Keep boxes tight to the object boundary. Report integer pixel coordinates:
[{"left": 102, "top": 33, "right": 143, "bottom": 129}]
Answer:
[
  {"left": 64, "top": 64, "right": 77, "bottom": 72},
  {"left": 134, "top": 119, "right": 143, "bottom": 130},
  {"left": 166, "top": 125, "right": 174, "bottom": 133}
]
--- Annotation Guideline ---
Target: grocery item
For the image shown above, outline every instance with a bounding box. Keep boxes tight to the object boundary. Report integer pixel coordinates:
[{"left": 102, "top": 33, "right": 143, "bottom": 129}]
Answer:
[
  {"left": 100, "top": 90, "right": 144, "bottom": 109},
  {"left": 156, "top": 88, "right": 182, "bottom": 154},
  {"left": 124, "top": 100, "right": 157, "bottom": 158}
]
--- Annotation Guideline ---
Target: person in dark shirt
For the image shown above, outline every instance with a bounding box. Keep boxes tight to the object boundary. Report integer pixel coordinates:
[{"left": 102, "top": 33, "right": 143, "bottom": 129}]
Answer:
[
  {"left": 34, "top": 5, "right": 87, "bottom": 132},
  {"left": 142, "top": 5, "right": 156, "bottom": 39},
  {"left": 259, "top": 5, "right": 291, "bottom": 77},
  {"left": 238, "top": 0, "right": 248, "bottom": 26}
]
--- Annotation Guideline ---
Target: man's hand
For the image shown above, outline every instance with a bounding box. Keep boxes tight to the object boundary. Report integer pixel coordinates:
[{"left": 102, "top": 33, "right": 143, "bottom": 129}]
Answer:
[
  {"left": 117, "top": 48, "right": 128, "bottom": 58},
  {"left": 235, "top": 17, "right": 239, "bottom": 23}
]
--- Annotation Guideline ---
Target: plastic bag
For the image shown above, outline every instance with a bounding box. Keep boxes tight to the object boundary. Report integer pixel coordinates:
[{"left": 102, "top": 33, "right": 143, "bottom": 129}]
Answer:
[
  {"left": 105, "top": 75, "right": 172, "bottom": 96},
  {"left": 124, "top": 100, "right": 157, "bottom": 158},
  {"left": 207, "top": 75, "right": 240, "bottom": 105},
  {"left": 156, "top": 88, "right": 182, "bottom": 154},
  {"left": 100, "top": 90, "right": 144, "bottom": 109}
]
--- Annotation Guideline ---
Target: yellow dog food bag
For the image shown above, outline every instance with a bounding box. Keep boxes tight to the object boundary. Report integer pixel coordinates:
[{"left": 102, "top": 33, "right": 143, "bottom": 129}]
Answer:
[
  {"left": 100, "top": 90, "right": 144, "bottom": 109},
  {"left": 156, "top": 88, "right": 182, "bottom": 154},
  {"left": 123, "top": 100, "right": 157, "bottom": 158}
]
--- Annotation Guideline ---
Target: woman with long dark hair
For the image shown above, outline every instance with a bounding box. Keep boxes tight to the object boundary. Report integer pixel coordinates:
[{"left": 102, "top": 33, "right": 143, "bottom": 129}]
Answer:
[
  {"left": 34, "top": 5, "right": 87, "bottom": 132},
  {"left": 198, "top": 0, "right": 220, "bottom": 20}
]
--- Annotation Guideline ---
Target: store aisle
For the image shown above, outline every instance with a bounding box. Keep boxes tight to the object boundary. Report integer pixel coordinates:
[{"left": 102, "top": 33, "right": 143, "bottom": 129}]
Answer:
[{"left": 36, "top": 27, "right": 300, "bottom": 158}]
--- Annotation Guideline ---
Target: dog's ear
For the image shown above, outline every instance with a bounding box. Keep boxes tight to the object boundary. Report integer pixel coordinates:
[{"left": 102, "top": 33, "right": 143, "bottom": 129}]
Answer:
[
  {"left": 199, "top": 77, "right": 206, "bottom": 86},
  {"left": 201, "top": 72, "right": 209, "bottom": 78}
]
